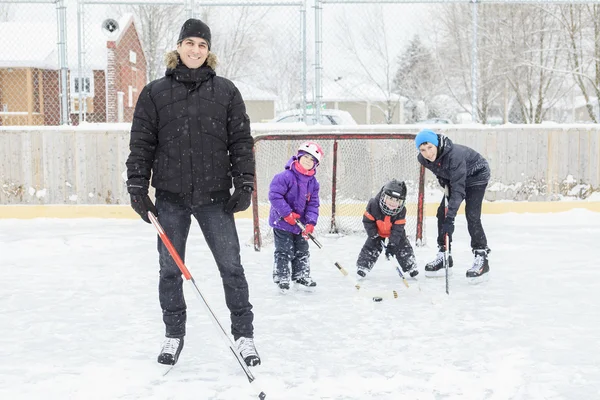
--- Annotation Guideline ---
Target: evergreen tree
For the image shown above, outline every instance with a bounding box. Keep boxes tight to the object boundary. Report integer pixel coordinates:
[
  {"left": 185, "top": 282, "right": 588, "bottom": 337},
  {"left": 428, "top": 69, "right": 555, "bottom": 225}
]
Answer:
[{"left": 393, "top": 35, "right": 440, "bottom": 122}]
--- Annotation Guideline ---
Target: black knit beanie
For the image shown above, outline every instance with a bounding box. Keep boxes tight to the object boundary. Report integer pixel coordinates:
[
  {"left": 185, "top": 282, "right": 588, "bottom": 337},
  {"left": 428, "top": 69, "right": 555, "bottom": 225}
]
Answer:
[{"left": 177, "top": 18, "right": 211, "bottom": 49}]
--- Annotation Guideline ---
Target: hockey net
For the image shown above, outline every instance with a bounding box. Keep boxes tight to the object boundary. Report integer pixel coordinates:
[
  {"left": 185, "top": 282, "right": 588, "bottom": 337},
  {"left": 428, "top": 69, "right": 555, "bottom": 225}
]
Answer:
[{"left": 251, "top": 132, "right": 426, "bottom": 251}]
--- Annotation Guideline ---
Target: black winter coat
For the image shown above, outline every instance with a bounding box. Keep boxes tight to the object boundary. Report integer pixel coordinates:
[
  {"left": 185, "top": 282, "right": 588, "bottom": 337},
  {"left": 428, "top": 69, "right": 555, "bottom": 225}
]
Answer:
[
  {"left": 363, "top": 190, "right": 410, "bottom": 248},
  {"left": 417, "top": 135, "right": 490, "bottom": 220},
  {"left": 126, "top": 51, "right": 254, "bottom": 197}
]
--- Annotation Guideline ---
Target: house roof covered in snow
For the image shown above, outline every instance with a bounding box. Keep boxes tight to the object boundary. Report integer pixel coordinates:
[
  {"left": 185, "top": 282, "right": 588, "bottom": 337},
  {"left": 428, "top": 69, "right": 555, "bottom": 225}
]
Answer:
[
  {"left": 322, "top": 77, "right": 404, "bottom": 103},
  {"left": 0, "top": 14, "right": 136, "bottom": 71},
  {"left": 232, "top": 81, "right": 277, "bottom": 101}
]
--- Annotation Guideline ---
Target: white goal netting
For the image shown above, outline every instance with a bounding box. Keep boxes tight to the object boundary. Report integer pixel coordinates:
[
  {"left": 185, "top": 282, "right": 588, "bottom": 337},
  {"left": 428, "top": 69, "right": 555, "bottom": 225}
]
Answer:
[{"left": 251, "top": 133, "right": 425, "bottom": 250}]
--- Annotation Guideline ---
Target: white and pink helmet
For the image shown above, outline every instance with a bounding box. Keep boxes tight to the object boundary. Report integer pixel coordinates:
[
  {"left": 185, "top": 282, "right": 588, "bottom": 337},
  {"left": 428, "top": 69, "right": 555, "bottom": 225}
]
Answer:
[{"left": 297, "top": 141, "right": 324, "bottom": 164}]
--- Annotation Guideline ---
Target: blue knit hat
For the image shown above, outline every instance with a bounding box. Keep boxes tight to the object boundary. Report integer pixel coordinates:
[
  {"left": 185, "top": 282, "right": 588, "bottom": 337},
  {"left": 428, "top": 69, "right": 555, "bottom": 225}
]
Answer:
[{"left": 415, "top": 129, "right": 439, "bottom": 149}]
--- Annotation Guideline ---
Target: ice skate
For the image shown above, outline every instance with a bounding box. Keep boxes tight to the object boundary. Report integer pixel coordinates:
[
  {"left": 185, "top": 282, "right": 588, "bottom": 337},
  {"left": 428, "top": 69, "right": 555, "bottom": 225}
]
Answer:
[
  {"left": 157, "top": 337, "right": 184, "bottom": 366},
  {"left": 466, "top": 249, "right": 490, "bottom": 284},
  {"left": 424, "top": 246, "right": 453, "bottom": 278},
  {"left": 278, "top": 281, "right": 290, "bottom": 294},
  {"left": 236, "top": 337, "right": 261, "bottom": 366},
  {"left": 294, "top": 276, "right": 317, "bottom": 291},
  {"left": 356, "top": 267, "right": 368, "bottom": 280}
]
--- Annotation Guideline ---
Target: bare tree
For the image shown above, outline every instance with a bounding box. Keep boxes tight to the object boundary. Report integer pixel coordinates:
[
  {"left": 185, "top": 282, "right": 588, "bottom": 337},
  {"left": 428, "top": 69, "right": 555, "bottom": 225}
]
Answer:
[
  {"left": 434, "top": 4, "right": 508, "bottom": 124},
  {"left": 558, "top": 4, "right": 600, "bottom": 122},
  {"left": 202, "top": 7, "right": 270, "bottom": 81},
  {"left": 503, "top": 5, "right": 570, "bottom": 123},
  {"left": 259, "top": 27, "right": 303, "bottom": 111},
  {"left": 434, "top": 4, "right": 571, "bottom": 124},
  {"left": 334, "top": 5, "right": 402, "bottom": 124},
  {"left": 120, "top": 5, "right": 184, "bottom": 82}
]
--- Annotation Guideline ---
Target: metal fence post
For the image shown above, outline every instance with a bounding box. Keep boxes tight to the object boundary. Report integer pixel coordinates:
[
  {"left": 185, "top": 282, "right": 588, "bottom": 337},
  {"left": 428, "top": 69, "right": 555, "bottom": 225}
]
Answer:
[
  {"left": 56, "top": 0, "right": 70, "bottom": 125},
  {"left": 301, "top": 0, "right": 307, "bottom": 115}
]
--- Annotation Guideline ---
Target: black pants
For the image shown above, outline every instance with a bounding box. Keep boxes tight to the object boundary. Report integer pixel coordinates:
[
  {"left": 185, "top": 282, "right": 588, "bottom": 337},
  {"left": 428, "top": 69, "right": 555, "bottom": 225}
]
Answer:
[
  {"left": 155, "top": 197, "right": 254, "bottom": 340},
  {"left": 357, "top": 235, "right": 416, "bottom": 272},
  {"left": 437, "top": 184, "right": 488, "bottom": 250},
  {"left": 272, "top": 228, "right": 310, "bottom": 283}
]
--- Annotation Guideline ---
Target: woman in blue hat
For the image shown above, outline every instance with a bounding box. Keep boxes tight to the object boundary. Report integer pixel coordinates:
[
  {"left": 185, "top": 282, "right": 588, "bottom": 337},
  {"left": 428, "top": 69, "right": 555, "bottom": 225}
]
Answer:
[{"left": 415, "top": 129, "right": 491, "bottom": 281}]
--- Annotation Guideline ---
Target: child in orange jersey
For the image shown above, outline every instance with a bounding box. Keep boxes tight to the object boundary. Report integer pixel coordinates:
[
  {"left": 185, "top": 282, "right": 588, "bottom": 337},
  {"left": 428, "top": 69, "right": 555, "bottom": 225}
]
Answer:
[{"left": 356, "top": 179, "right": 418, "bottom": 279}]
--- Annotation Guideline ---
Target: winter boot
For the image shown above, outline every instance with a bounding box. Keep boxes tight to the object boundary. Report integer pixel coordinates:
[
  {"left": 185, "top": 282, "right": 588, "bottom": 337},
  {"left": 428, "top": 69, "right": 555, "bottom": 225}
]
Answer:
[
  {"left": 466, "top": 248, "right": 490, "bottom": 281},
  {"left": 294, "top": 276, "right": 317, "bottom": 289},
  {"left": 157, "top": 337, "right": 184, "bottom": 365},
  {"left": 424, "top": 246, "right": 453, "bottom": 278},
  {"left": 236, "top": 337, "right": 261, "bottom": 366}
]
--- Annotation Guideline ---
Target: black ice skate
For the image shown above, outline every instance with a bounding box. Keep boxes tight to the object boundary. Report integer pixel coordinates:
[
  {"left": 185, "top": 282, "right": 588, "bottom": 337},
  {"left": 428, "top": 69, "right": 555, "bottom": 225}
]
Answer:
[
  {"left": 356, "top": 268, "right": 368, "bottom": 280},
  {"left": 294, "top": 277, "right": 317, "bottom": 291},
  {"left": 424, "top": 246, "right": 453, "bottom": 278},
  {"left": 157, "top": 337, "right": 184, "bottom": 365},
  {"left": 236, "top": 337, "right": 261, "bottom": 366},
  {"left": 278, "top": 281, "right": 290, "bottom": 294},
  {"left": 403, "top": 265, "right": 419, "bottom": 278},
  {"left": 466, "top": 249, "right": 490, "bottom": 283}
]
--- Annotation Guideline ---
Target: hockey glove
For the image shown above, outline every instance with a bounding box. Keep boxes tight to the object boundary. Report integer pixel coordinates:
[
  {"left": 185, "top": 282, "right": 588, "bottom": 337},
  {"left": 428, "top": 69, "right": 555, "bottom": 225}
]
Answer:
[
  {"left": 130, "top": 193, "right": 158, "bottom": 224},
  {"left": 224, "top": 174, "right": 254, "bottom": 214},
  {"left": 283, "top": 212, "right": 301, "bottom": 226},
  {"left": 302, "top": 223, "right": 315, "bottom": 240},
  {"left": 442, "top": 217, "right": 455, "bottom": 236},
  {"left": 385, "top": 243, "right": 396, "bottom": 260}
]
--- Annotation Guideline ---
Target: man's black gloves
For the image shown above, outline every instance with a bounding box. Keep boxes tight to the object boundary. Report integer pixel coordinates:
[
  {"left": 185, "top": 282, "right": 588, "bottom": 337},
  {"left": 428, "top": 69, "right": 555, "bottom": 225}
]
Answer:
[
  {"left": 224, "top": 174, "right": 254, "bottom": 214},
  {"left": 129, "top": 186, "right": 157, "bottom": 224}
]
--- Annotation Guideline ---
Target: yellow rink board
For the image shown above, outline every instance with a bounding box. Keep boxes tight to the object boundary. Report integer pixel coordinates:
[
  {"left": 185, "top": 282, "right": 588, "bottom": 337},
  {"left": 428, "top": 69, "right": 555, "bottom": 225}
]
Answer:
[{"left": 1, "top": 201, "right": 600, "bottom": 219}]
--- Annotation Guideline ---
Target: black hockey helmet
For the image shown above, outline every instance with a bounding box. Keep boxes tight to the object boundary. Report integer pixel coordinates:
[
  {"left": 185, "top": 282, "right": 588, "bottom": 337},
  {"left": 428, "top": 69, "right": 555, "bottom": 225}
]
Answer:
[{"left": 379, "top": 179, "right": 407, "bottom": 216}]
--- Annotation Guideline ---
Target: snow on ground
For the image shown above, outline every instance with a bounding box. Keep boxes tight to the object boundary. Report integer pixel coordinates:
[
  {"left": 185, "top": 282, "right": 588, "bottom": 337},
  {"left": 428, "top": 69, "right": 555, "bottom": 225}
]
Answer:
[{"left": 1, "top": 210, "right": 599, "bottom": 400}]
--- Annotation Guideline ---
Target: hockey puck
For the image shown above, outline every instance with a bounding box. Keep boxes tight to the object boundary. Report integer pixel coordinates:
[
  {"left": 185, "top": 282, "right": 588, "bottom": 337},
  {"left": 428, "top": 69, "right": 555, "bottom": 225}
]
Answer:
[{"left": 372, "top": 297, "right": 383, "bottom": 302}]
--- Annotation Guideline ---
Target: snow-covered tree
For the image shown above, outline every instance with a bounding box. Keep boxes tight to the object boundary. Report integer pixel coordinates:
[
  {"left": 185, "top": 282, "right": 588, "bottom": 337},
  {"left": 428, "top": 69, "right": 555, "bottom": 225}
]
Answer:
[{"left": 393, "top": 35, "right": 442, "bottom": 122}]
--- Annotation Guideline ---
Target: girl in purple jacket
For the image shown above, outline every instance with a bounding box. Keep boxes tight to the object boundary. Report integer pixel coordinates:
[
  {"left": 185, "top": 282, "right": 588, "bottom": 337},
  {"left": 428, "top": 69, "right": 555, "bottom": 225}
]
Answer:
[{"left": 268, "top": 142, "right": 323, "bottom": 293}]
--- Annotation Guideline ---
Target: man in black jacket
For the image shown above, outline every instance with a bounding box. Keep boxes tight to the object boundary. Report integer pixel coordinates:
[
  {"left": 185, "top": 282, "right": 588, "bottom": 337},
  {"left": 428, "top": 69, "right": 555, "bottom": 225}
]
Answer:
[
  {"left": 125, "top": 18, "right": 259, "bottom": 367},
  {"left": 415, "top": 129, "right": 491, "bottom": 281}
]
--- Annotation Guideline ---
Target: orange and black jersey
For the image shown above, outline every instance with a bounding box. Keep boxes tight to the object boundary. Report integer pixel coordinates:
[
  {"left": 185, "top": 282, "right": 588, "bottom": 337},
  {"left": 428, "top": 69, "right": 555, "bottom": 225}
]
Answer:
[{"left": 363, "top": 196, "right": 409, "bottom": 247}]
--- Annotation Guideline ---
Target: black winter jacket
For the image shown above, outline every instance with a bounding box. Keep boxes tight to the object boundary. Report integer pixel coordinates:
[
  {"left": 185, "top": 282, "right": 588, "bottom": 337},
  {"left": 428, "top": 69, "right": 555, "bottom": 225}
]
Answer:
[
  {"left": 126, "top": 51, "right": 254, "bottom": 197},
  {"left": 363, "top": 189, "right": 410, "bottom": 248},
  {"left": 417, "top": 135, "right": 490, "bottom": 220}
]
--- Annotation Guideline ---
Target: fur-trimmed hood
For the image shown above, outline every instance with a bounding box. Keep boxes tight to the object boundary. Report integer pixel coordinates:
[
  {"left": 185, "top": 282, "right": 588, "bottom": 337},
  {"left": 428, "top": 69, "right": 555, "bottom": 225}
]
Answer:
[{"left": 164, "top": 50, "right": 218, "bottom": 71}]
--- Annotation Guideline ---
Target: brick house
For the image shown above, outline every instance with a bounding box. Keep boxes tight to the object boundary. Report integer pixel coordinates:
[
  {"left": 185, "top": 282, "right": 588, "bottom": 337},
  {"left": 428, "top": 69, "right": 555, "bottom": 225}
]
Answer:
[{"left": 0, "top": 14, "right": 146, "bottom": 126}]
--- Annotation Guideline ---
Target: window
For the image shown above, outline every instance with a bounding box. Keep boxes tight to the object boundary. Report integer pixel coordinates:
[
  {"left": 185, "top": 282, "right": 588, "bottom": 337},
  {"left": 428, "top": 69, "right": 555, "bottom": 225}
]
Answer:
[
  {"left": 70, "top": 72, "right": 94, "bottom": 97},
  {"left": 70, "top": 72, "right": 95, "bottom": 113}
]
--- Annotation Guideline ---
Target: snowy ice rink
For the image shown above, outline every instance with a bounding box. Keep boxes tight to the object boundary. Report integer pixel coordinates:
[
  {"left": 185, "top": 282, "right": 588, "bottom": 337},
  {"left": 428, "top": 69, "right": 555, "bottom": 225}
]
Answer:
[{"left": 1, "top": 210, "right": 599, "bottom": 400}]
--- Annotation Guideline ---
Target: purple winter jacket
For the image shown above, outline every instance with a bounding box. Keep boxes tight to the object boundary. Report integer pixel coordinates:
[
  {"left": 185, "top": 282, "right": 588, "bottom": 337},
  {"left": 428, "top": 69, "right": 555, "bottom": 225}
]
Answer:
[{"left": 268, "top": 156, "right": 320, "bottom": 235}]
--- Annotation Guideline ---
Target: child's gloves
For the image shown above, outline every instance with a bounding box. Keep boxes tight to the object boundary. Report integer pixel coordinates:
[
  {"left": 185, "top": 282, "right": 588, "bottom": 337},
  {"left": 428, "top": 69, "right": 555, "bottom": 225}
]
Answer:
[
  {"left": 385, "top": 243, "right": 396, "bottom": 260},
  {"left": 283, "top": 212, "right": 301, "bottom": 226},
  {"left": 371, "top": 234, "right": 384, "bottom": 243},
  {"left": 302, "top": 223, "right": 315, "bottom": 240}
]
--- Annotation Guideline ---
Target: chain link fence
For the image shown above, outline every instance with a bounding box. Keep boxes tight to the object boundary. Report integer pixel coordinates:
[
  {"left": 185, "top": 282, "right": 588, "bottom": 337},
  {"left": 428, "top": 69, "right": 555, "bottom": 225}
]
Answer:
[
  {"left": 0, "top": 0, "right": 62, "bottom": 126},
  {"left": 3, "top": 0, "right": 600, "bottom": 126},
  {"left": 318, "top": 0, "right": 600, "bottom": 125},
  {"left": 1, "top": 0, "right": 304, "bottom": 125}
]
